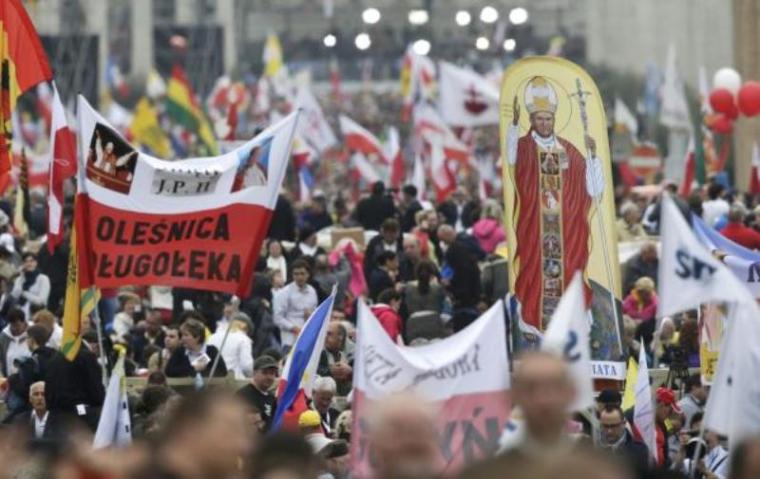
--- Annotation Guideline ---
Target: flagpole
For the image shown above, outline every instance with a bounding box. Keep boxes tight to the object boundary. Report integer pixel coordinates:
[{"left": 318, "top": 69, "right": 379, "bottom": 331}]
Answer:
[
  {"left": 91, "top": 306, "right": 109, "bottom": 388},
  {"left": 689, "top": 418, "right": 707, "bottom": 478},
  {"left": 572, "top": 78, "right": 624, "bottom": 357}
]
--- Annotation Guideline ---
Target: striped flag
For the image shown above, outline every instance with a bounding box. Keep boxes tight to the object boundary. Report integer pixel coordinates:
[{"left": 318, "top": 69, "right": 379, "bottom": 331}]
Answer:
[
  {"left": 47, "top": 82, "right": 77, "bottom": 252},
  {"left": 165, "top": 65, "right": 218, "bottom": 155},
  {"left": 272, "top": 290, "right": 336, "bottom": 431},
  {"left": 93, "top": 353, "right": 132, "bottom": 448}
]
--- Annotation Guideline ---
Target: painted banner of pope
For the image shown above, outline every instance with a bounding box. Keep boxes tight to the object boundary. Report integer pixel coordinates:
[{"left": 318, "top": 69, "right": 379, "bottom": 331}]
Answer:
[{"left": 500, "top": 57, "right": 621, "bottom": 359}]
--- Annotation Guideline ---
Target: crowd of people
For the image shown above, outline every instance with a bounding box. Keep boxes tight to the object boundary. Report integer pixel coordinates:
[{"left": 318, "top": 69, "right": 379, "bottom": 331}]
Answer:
[{"left": 0, "top": 161, "right": 756, "bottom": 477}]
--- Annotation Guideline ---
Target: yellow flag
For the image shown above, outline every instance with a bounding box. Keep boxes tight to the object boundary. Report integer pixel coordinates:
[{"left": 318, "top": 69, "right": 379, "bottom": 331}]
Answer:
[
  {"left": 263, "top": 33, "right": 283, "bottom": 78},
  {"left": 61, "top": 216, "right": 99, "bottom": 361},
  {"left": 130, "top": 97, "right": 171, "bottom": 158},
  {"left": 621, "top": 355, "right": 638, "bottom": 410}
]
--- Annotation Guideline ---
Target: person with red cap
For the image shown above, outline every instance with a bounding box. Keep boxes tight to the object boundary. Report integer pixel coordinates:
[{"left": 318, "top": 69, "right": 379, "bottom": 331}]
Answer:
[{"left": 654, "top": 387, "right": 683, "bottom": 468}]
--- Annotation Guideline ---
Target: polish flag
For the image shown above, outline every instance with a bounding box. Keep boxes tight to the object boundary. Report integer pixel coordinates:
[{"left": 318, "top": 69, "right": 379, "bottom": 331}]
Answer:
[
  {"left": 678, "top": 136, "right": 696, "bottom": 197},
  {"left": 385, "top": 126, "right": 404, "bottom": 188},
  {"left": 413, "top": 103, "right": 470, "bottom": 164},
  {"left": 47, "top": 83, "right": 77, "bottom": 253},
  {"left": 430, "top": 139, "right": 457, "bottom": 202},
  {"left": 339, "top": 115, "right": 388, "bottom": 163},
  {"left": 750, "top": 142, "right": 760, "bottom": 195},
  {"left": 352, "top": 152, "right": 381, "bottom": 184}
]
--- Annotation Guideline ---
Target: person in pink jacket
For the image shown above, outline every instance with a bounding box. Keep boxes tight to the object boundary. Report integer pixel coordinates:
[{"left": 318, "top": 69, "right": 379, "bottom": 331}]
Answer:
[
  {"left": 622, "top": 276, "right": 658, "bottom": 322},
  {"left": 471, "top": 200, "right": 506, "bottom": 255},
  {"left": 370, "top": 289, "right": 403, "bottom": 343}
]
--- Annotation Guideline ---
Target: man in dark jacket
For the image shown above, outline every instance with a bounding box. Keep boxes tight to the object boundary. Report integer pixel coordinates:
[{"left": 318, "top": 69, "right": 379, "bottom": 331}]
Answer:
[
  {"left": 437, "top": 187, "right": 479, "bottom": 232},
  {"left": 399, "top": 185, "right": 423, "bottom": 233},
  {"left": 437, "top": 225, "right": 483, "bottom": 331},
  {"left": 268, "top": 193, "right": 297, "bottom": 242},
  {"left": 598, "top": 406, "right": 649, "bottom": 476},
  {"left": 623, "top": 241, "right": 658, "bottom": 294},
  {"left": 44, "top": 333, "right": 106, "bottom": 433},
  {"left": 363, "top": 218, "right": 403, "bottom": 279},
  {"left": 354, "top": 181, "right": 397, "bottom": 231}
]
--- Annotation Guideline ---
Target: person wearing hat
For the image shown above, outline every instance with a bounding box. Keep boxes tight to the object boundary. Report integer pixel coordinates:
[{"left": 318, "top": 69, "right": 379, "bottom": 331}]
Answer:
[
  {"left": 654, "top": 387, "right": 683, "bottom": 468},
  {"left": 504, "top": 76, "right": 605, "bottom": 331},
  {"left": 237, "top": 354, "right": 279, "bottom": 432},
  {"left": 299, "top": 409, "right": 336, "bottom": 458}
]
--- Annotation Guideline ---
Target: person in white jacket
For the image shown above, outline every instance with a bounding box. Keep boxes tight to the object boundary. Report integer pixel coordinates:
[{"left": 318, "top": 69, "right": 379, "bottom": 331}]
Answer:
[
  {"left": 11, "top": 252, "right": 50, "bottom": 318},
  {"left": 273, "top": 259, "right": 318, "bottom": 351},
  {"left": 208, "top": 314, "right": 254, "bottom": 379}
]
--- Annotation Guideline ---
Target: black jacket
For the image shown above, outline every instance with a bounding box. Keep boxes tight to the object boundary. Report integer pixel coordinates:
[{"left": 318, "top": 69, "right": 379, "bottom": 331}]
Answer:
[
  {"left": 268, "top": 194, "right": 297, "bottom": 242},
  {"left": 44, "top": 347, "right": 105, "bottom": 413},
  {"left": 354, "top": 193, "right": 396, "bottom": 231},
  {"left": 444, "top": 236, "right": 483, "bottom": 309},
  {"left": 400, "top": 200, "right": 423, "bottom": 232},
  {"left": 363, "top": 234, "right": 403, "bottom": 279},
  {"left": 164, "top": 345, "right": 227, "bottom": 378}
]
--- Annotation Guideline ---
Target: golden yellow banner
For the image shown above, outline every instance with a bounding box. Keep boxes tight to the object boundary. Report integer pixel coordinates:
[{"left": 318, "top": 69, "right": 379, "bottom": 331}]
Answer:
[{"left": 500, "top": 57, "right": 620, "bottom": 355}]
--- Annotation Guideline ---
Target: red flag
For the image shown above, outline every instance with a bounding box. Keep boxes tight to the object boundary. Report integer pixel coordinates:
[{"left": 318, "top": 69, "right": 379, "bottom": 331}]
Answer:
[
  {"left": 339, "top": 115, "right": 388, "bottom": 163},
  {"left": 0, "top": 0, "right": 53, "bottom": 178},
  {"left": 47, "top": 83, "right": 77, "bottom": 253}
]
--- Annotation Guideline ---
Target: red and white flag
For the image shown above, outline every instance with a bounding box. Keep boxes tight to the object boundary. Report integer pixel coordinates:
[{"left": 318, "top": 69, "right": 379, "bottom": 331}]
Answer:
[
  {"left": 439, "top": 61, "right": 500, "bottom": 127},
  {"left": 413, "top": 103, "right": 470, "bottom": 164},
  {"left": 351, "top": 300, "right": 510, "bottom": 476},
  {"left": 339, "top": 115, "right": 387, "bottom": 163},
  {"left": 430, "top": 138, "right": 456, "bottom": 202},
  {"left": 750, "top": 142, "right": 760, "bottom": 194},
  {"left": 351, "top": 152, "right": 381, "bottom": 184},
  {"left": 47, "top": 83, "right": 78, "bottom": 253},
  {"left": 679, "top": 136, "right": 696, "bottom": 197},
  {"left": 385, "top": 126, "right": 404, "bottom": 189}
]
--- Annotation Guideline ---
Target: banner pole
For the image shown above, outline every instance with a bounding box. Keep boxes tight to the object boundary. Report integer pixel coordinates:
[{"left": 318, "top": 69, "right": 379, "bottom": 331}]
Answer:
[
  {"left": 91, "top": 306, "right": 109, "bottom": 388},
  {"left": 207, "top": 316, "right": 233, "bottom": 384},
  {"left": 572, "top": 78, "right": 624, "bottom": 358}
]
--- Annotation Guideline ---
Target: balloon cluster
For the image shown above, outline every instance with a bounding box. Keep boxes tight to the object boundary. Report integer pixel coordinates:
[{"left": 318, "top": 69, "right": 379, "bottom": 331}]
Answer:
[{"left": 708, "top": 68, "right": 760, "bottom": 134}]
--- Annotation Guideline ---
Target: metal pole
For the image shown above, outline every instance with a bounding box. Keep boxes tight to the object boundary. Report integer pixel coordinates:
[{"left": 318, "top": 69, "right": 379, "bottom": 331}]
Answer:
[
  {"left": 207, "top": 319, "right": 232, "bottom": 383},
  {"left": 91, "top": 305, "right": 109, "bottom": 388},
  {"left": 689, "top": 417, "right": 707, "bottom": 478},
  {"left": 573, "top": 78, "right": 624, "bottom": 358}
]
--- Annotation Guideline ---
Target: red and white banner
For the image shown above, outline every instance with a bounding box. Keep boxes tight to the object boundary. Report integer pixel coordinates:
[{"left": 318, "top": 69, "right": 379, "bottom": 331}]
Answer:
[
  {"left": 47, "top": 82, "right": 78, "bottom": 252},
  {"left": 339, "top": 115, "right": 387, "bottom": 163},
  {"left": 385, "top": 126, "right": 404, "bottom": 189},
  {"left": 351, "top": 300, "right": 510, "bottom": 477},
  {"left": 439, "top": 62, "right": 500, "bottom": 127},
  {"left": 75, "top": 96, "right": 298, "bottom": 296}
]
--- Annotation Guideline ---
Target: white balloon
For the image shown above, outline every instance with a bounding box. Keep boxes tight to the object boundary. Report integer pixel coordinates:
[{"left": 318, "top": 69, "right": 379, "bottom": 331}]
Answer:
[{"left": 713, "top": 68, "right": 742, "bottom": 95}]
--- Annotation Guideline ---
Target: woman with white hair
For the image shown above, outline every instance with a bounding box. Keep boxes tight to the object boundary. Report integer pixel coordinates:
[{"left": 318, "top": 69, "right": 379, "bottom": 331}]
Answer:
[{"left": 616, "top": 201, "right": 648, "bottom": 242}]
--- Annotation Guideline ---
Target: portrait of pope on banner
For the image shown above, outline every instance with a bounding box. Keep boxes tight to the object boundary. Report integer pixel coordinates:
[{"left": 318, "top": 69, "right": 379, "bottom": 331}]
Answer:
[{"left": 505, "top": 76, "right": 605, "bottom": 330}]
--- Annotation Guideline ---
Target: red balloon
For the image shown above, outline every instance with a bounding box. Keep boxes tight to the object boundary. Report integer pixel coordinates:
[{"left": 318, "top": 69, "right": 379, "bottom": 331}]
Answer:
[
  {"left": 711, "top": 114, "right": 733, "bottom": 134},
  {"left": 738, "top": 81, "right": 760, "bottom": 117},
  {"left": 709, "top": 88, "right": 736, "bottom": 114},
  {"left": 727, "top": 102, "right": 739, "bottom": 119}
]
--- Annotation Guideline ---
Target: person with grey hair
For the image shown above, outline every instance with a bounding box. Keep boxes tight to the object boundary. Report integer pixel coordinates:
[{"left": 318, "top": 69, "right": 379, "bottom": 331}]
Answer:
[
  {"left": 616, "top": 201, "right": 648, "bottom": 242},
  {"left": 720, "top": 203, "right": 760, "bottom": 250},
  {"left": 312, "top": 376, "right": 340, "bottom": 436}
]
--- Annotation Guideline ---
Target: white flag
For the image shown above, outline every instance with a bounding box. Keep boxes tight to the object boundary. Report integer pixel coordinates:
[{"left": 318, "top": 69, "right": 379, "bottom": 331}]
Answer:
[
  {"left": 541, "top": 272, "right": 594, "bottom": 411},
  {"left": 412, "top": 153, "right": 426, "bottom": 202},
  {"left": 439, "top": 62, "right": 500, "bottom": 127},
  {"left": 659, "top": 44, "right": 692, "bottom": 131},
  {"left": 704, "top": 300, "right": 760, "bottom": 445},
  {"left": 658, "top": 194, "right": 751, "bottom": 317},
  {"left": 93, "top": 355, "right": 132, "bottom": 448},
  {"left": 614, "top": 97, "right": 638, "bottom": 141},
  {"left": 633, "top": 343, "right": 656, "bottom": 461},
  {"left": 296, "top": 86, "right": 336, "bottom": 153}
]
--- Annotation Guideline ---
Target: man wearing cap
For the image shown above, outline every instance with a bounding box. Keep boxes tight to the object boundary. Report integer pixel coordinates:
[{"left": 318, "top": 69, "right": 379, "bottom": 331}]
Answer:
[
  {"left": 654, "top": 387, "right": 683, "bottom": 468},
  {"left": 298, "top": 409, "right": 333, "bottom": 454},
  {"left": 237, "top": 355, "right": 279, "bottom": 432},
  {"left": 505, "top": 77, "right": 605, "bottom": 330}
]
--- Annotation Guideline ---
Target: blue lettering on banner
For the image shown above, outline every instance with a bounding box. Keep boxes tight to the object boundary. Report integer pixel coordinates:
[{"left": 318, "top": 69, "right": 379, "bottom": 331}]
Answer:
[
  {"left": 747, "top": 262, "right": 760, "bottom": 283},
  {"left": 675, "top": 248, "right": 717, "bottom": 280},
  {"left": 564, "top": 330, "right": 581, "bottom": 362}
]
